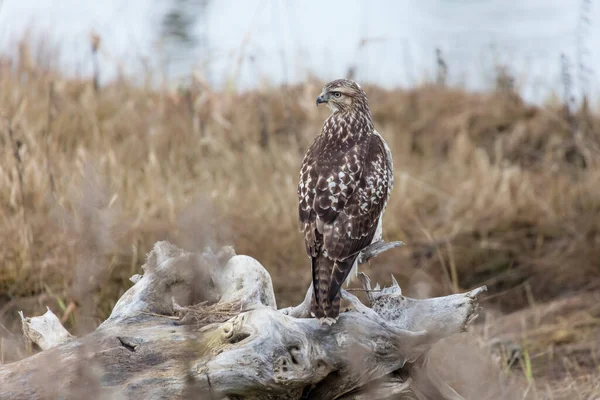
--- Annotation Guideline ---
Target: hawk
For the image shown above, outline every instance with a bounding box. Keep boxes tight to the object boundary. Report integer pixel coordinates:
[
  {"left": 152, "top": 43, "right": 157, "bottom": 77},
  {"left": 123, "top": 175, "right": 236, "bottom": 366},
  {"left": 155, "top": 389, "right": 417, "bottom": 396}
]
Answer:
[{"left": 298, "top": 79, "right": 394, "bottom": 320}]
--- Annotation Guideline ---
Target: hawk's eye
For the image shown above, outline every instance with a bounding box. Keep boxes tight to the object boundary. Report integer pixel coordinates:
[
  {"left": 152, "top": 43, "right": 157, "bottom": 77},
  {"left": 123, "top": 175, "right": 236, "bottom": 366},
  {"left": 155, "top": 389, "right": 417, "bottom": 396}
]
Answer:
[{"left": 333, "top": 92, "right": 342, "bottom": 98}]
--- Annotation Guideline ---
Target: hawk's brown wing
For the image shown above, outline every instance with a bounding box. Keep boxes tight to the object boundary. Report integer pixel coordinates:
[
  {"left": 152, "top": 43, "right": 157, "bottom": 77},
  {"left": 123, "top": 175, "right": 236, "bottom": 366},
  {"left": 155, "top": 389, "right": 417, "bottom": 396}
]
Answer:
[
  {"left": 298, "top": 133, "right": 392, "bottom": 304},
  {"left": 322, "top": 134, "right": 392, "bottom": 300}
]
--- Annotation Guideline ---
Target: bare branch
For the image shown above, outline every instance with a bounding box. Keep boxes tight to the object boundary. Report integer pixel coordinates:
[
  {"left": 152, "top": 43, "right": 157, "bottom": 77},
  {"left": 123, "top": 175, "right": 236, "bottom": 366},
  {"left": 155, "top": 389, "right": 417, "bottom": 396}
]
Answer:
[
  {"left": 357, "top": 240, "right": 405, "bottom": 265},
  {"left": 18, "top": 308, "right": 73, "bottom": 350}
]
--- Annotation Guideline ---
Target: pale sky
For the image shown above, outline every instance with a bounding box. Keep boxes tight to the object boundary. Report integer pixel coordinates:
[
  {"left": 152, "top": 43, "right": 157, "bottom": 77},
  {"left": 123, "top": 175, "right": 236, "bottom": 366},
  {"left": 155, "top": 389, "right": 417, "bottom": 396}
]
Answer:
[{"left": 0, "top": 0, "right": 597, "bottom": 103}]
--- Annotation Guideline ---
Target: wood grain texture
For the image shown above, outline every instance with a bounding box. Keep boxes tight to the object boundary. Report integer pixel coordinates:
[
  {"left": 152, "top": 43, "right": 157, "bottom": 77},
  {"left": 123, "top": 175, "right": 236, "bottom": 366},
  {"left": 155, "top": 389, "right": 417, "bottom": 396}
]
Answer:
[{"left": 1, "top": 241, "right": 485, "bottom": 400}]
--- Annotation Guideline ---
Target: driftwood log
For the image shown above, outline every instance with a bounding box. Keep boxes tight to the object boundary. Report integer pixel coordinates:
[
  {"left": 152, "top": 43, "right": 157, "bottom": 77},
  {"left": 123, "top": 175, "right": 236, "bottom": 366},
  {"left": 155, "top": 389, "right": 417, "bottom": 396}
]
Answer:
[{"left": 0, "top": 241, "right": 486, "bottom": 400}]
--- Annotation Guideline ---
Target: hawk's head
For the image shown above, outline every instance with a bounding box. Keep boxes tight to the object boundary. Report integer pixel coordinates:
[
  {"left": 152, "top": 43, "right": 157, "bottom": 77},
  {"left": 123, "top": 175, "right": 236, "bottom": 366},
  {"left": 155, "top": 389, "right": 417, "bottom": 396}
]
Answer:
[{"left": 316, "top": 79, "right": 369, "bottom": 114}]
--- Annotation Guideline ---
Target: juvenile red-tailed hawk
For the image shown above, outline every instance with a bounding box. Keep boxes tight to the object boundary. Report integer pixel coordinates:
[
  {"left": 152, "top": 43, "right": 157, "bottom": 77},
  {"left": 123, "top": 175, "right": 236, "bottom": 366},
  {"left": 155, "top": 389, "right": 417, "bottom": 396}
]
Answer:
[{"left": 298, "top": 79, "right": 394, "bottom": 319}]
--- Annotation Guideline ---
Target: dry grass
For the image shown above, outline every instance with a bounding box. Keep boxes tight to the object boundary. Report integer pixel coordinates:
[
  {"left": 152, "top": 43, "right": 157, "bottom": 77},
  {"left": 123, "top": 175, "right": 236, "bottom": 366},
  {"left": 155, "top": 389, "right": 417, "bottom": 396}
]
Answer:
[
  {"left": 1, "top": 52, "right": 600, "bottom": 398},
  {"left": 175, "top": 300, "right": 243, "bottom": 326}
]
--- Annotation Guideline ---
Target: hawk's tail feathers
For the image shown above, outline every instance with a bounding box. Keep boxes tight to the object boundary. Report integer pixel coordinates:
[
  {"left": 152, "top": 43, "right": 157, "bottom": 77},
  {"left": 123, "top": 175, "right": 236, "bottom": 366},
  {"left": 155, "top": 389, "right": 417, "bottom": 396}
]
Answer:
[
  {"left": 311, "top": 253, "right": 358, "bottom": 319},
  {"left": 311, "top": 253, "right": 337, "bottom": 318},
  {"left": 328, "top": 254, "right": 359, "bottom": 303},
  {"left": 345, "top": 257, "right": 359, "bottom": 287}
]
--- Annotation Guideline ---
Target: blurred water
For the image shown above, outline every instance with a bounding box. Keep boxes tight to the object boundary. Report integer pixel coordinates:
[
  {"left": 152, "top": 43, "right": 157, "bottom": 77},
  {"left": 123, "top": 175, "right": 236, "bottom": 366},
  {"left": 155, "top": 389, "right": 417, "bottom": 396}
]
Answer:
[{"left": 0, "top": 0, "right": 597, "bottom": 103}]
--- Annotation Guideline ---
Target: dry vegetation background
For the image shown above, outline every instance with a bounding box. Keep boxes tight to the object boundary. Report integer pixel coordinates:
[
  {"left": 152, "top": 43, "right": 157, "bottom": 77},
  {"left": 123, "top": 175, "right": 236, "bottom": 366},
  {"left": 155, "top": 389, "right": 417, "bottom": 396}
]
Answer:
[{"left": 1, "top": 46, "right": 600, "bottom": 398}]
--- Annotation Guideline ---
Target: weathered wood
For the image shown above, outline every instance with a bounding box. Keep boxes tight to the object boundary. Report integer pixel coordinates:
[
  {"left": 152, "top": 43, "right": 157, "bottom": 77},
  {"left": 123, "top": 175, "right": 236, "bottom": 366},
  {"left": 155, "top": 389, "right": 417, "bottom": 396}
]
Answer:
[
  {"left": 18, "top": 308, "right": 73, "bottom": 350},
  {"left": 1, "top": 241, "right": 486, "bottom": 400},
  {"left": 356, "top": 239, "right": 405, "bottom": 265}
]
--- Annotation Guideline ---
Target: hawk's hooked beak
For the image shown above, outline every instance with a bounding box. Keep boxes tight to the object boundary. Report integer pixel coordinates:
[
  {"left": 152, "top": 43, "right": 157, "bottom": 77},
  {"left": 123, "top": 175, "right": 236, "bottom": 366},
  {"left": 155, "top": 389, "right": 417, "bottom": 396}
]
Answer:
[{"left": 316, "top": 93, "right": 328, "bottom": 106}]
